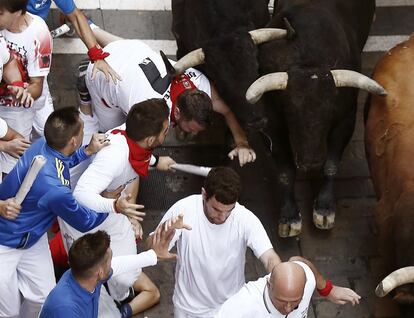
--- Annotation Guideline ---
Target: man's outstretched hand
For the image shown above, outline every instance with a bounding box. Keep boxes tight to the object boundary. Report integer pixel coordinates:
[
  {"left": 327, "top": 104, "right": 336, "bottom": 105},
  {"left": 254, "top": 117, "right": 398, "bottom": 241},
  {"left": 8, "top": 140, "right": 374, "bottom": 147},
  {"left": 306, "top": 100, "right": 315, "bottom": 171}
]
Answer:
[
  {"left": 151, "top": 213, "right": 192, "bottom": 260},
  {"left": 327, "top": 286, "right": 361, "bottom": 306}
]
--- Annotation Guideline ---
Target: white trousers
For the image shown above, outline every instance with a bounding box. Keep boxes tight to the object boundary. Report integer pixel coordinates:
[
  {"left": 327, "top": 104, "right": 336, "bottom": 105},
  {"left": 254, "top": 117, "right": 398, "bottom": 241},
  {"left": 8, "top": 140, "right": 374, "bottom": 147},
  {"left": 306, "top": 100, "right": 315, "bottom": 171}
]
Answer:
[
  {"left": 85, "top": 74, "right": 126, "bottom": 133},
  {"left": 0, "top": 234, "right": 55, "bottom": 318}
]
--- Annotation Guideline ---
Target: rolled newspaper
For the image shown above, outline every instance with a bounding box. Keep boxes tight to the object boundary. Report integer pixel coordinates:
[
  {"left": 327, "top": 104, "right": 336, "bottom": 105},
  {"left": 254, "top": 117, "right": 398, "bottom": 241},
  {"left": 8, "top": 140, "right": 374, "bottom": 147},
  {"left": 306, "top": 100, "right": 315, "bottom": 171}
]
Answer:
[
  {"left": 15, "top": 155, "right": 47, "bottom": 204},
  {"left": 171, "top": 163, "right": 212, "bottom": 177}
]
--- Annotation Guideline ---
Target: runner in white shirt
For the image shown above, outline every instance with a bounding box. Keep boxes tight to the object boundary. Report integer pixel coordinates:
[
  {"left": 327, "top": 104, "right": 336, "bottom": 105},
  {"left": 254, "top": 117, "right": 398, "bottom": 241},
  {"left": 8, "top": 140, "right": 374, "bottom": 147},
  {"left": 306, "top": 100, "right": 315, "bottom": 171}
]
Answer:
[
  {"left": 79, "top": 32, "right": 255, "bottom": 168},
  {"left": 0, "top": 33, "right": 34, "bottom": 179},
  {"left": 0, "top": 3, "right": 52, "bottom": 175},
  {"left": 215, "top": 259, "right": 361, "bottom": 318},
  {"left": 60, "top": 99, "right": 176, "bottom": 318},
  {"left": 148, "top": 167, "right": 282, "bottom": 318}
]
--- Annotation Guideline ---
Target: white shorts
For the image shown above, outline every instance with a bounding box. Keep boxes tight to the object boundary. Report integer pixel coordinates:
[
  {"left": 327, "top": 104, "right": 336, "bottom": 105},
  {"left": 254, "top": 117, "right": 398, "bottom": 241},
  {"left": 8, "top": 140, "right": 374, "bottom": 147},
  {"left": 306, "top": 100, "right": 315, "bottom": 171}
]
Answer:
[
  {"left": 0, "top": 234, "right": 55, "bottom": 317},
  {"left": 85, "top": 75, "right": 126, "bottom": 133},
  {"left": 59, "top": 213, "right": 138, "bottom": 301}
]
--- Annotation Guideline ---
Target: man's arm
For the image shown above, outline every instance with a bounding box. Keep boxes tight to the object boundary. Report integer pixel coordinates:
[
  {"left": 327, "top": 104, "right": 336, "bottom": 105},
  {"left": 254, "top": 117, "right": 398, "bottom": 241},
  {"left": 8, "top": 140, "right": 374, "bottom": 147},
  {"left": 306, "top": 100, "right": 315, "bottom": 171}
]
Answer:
[
  {"left": 67, "top": 133, "right": 109, "bottom": 168},
  {"left": 0, "top": 124, "right": 30, "bottom": 159},
  {"left": 289, "top": 256, "right": 361, "bottom": 305},
  {"left": 39, "top": 188, "right": 108, "bottom": 233},
  {"left": 3, "top": 57, "right": 34, "bottom": 107},
  {"left": 259, "top": 248, "right": 282, "bottom": 273},
  {"left": 26, "top": 76, "right": 44, "bottom": 100},
  {"left": 210, "top": 84, "right": 256, "bottom": 167},
  {"left": 73, "top": 145, "right": 145, "bottom": 220},
  {"left": 65, "top": 8, "right": 120, "bottom": 83}
]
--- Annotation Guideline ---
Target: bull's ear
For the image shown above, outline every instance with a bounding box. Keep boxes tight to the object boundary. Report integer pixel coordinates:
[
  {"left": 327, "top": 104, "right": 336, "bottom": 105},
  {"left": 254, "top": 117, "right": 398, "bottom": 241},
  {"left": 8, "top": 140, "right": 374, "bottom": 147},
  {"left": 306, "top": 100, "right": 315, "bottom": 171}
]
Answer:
[
  {"left": 160, "top": 50, "right": 176, "bottom": 78},
  {"left": 283, "top": 17, "right": 296, "bottom": 40}
]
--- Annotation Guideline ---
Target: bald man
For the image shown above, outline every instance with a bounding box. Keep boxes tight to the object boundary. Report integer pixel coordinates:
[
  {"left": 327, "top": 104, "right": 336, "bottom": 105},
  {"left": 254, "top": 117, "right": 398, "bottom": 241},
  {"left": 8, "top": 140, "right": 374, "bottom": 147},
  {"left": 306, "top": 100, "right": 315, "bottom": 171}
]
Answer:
[{"left": 215, "top": 257, "right": 361, "bottom": 317}]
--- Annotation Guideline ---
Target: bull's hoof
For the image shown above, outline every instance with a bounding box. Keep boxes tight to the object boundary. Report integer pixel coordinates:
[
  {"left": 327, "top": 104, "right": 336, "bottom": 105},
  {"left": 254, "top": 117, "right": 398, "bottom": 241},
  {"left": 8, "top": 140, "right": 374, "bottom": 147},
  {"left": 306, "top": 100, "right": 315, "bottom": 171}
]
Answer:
[
  {"left": 278, "top": 217, "right": 302, "bottom": 237},
  {"left": 313, "top": 209, "right": 335, "bottom": 230}
]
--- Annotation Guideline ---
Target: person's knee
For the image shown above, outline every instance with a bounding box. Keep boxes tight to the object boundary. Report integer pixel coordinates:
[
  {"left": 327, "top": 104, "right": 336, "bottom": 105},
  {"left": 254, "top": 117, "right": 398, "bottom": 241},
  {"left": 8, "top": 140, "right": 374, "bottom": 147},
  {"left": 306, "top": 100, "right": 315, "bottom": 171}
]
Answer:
[
  {"left": 133, "top": 274, "right": 160, "bottom": 303},
  {"left": 146, "top": 283, "right": 160, "bottom": 303}
]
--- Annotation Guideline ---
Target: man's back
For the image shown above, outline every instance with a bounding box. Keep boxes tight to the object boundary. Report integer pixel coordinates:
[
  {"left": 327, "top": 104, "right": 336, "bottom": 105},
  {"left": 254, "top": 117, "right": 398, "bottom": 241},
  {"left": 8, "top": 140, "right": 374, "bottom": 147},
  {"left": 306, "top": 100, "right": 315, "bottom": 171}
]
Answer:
[
  {"left": 0, "top": 138, "right": 106, "bottom": 249},
  {"left": 86, "top": 40, "right": 211, "bottom": 117},
  {"left": 39, "top": 269, "right": 101, "bottom": 318}
]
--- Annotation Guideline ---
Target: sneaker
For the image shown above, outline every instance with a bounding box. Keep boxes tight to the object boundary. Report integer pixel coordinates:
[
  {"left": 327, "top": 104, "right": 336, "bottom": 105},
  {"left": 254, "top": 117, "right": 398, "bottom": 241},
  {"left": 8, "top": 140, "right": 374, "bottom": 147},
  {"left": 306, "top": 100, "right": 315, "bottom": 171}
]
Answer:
[{"left": 77, "top": 59, "right": 92, "bottom": 105}]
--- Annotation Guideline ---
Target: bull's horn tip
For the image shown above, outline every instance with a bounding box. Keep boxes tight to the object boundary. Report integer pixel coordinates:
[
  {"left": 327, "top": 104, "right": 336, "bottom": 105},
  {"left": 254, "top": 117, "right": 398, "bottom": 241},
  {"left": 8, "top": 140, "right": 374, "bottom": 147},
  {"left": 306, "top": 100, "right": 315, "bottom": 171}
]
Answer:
[
  {"left": 246, "top": 92, "right": 261, "bottom": 104},
  {"left": 375, "top": 283, "right": 386, "bottom": 297},
  {"left": 379, "top": 89, "right": 388, "bottom": 97}
]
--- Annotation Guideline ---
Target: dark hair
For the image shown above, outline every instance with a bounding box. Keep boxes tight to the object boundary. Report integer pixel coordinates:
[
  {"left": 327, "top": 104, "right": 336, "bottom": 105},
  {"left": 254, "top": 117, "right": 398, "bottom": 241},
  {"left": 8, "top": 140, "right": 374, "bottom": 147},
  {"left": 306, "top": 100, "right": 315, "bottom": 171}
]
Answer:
[
  {"left": 126, "top": 98, "right": 170, "bottom": 141},
  {"left": 177, "top": 89, "right": 212, "bottom": 127},
  {"left": 44, "top": 107, "right": 82, "bottom": 151},
  {"left": 69, "top": 231, "right": 111, "bottom": 279},
  {"left": 0, "top": 0, "right": 27, "bottom": 13},
  {"left": 204, "top": 167, "right": 241, "bottom": 204}
]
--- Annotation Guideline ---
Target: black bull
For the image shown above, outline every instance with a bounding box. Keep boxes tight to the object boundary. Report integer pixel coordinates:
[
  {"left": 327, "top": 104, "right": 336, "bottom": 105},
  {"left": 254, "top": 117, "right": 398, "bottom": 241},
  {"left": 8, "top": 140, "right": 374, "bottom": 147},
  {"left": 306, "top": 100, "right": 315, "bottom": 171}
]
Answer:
[
  {"left": 171, "top": 0, "right": 271, "bottom": 130},
  {"left": 172, "top": 0, "right": 385, "bottom": 237},
  {"left": 249, "top": 0, "right": 385, "bottom": 237}
]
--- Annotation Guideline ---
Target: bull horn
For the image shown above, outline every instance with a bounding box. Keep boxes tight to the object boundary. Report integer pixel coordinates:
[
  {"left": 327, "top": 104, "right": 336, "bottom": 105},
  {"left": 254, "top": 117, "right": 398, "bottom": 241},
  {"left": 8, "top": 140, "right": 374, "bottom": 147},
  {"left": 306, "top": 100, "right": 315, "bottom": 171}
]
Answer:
[
  {"left": 173, "top": 48, "right": 205, "bottom": 74},
  {"left": 246, "top": 72, "right": 288, "bottom": 104},
  {"left": 375, "top": 266, "right": 414, "bottom": 297},
  {"left": 330, "top": 69, "right": 387, "bottom": 96},
  {"left": 249, "top": 28, "right": 287, "bottom": 45}
]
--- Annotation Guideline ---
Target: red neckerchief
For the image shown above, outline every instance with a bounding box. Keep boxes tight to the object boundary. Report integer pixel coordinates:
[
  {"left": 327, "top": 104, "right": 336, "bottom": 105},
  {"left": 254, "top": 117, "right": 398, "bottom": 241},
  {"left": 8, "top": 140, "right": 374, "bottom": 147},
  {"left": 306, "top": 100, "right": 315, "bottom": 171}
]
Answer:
[
  {"left": 169, "top": 74, "right": 196, "bottom": 126},
  {"left": 111, "top": 129, "right": 152, "bottom": 177}
]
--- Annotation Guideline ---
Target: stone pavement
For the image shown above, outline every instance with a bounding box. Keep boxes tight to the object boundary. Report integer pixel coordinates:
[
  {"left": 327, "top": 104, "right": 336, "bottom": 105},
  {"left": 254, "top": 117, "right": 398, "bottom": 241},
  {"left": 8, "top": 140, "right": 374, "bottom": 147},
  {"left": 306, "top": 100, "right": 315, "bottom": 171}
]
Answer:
[{"left": 45, "top": 2, "right": 414, "bottom": 317}]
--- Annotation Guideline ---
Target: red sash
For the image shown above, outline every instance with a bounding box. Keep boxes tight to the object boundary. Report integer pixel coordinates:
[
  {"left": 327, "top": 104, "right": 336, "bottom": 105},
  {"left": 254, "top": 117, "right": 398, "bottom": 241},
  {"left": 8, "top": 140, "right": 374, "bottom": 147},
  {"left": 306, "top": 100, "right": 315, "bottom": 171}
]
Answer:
[
  {"left": 169, "top": 74, "right": 196, "bottom": 125},
  {"left": 112, "top": 129, "right": 152, "bottom": 177}
]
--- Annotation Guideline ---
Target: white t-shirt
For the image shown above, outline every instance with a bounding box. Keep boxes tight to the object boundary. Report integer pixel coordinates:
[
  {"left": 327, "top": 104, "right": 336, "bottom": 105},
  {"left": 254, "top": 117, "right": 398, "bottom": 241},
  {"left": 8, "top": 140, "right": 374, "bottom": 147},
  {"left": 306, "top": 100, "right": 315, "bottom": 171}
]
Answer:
[
  {"left": 86, "top": 40, "right": 211, "bottom": 116},
  {"left": 215, "top": 261, "right": 316, "bottom": 318},
  {"left": 0, "top": 13, "right": 52, "bottom": 109},
  {"left": 158, "top": 194, "right": 273, "bottom": 317},
  {"left": 61, "top": 124, "right": 138, "bottom": 253},
  {"left": 73, "top": 124, "right": 137, "bottom": 213},
  {"left": 0, "top": 35, "right": 10, "bottom": 81}
]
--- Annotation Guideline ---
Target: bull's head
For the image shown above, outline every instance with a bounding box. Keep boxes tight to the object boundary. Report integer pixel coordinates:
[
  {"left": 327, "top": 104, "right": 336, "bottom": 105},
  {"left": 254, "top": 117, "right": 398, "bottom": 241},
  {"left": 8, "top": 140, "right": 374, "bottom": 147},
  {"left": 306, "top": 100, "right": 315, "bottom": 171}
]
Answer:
[{"left": 246, "top": 69, "right": 386, "bottom": 171}]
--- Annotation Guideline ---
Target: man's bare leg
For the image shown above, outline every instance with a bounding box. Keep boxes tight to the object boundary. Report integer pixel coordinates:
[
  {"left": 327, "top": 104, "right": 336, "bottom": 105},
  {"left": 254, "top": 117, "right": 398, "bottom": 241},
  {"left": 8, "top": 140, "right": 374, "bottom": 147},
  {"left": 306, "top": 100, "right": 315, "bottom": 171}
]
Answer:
[
  {"left": 92, "top": 28, "right": 123, "bottom": 47},
  {"left": 128, "top": 272, "right": 160, "bottom": 314}
]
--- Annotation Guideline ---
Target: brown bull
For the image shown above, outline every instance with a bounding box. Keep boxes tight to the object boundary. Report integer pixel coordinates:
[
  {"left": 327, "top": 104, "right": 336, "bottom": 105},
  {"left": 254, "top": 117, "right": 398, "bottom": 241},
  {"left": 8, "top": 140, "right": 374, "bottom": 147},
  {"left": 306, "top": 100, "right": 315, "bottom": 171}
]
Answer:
[{"left": 365, "top": 33, "right": 414, "bottom": 304}]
